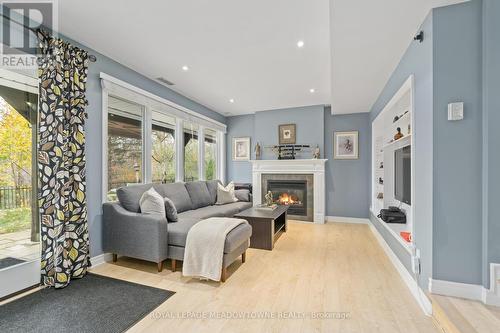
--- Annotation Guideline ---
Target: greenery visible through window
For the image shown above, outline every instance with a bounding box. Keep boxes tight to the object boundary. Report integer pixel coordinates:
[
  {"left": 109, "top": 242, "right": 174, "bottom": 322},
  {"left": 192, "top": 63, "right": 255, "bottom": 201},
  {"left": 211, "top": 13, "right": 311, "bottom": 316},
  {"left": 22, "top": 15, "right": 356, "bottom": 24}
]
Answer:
[
  {"left": 0, "top": 96, "right": 35, "bottom": 236},
  {"left": 107, "top": 97, "right": 143, "bottom": 201},
  {"left": 184, "top": 122, "right": 199, "bottom": 182},
  {"left": 152, "top": 112, "right": 175, "bottom": 183},
  {"left": 204, "top": 129, "right": 217, "bottom": 180}
]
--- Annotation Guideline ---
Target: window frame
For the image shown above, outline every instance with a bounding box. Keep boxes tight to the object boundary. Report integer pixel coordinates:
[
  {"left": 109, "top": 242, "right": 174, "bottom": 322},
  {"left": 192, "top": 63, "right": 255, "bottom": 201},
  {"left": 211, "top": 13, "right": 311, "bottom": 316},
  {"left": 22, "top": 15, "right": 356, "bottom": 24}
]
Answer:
[
  {"left": 151, "top": 111, "right": 176, "bottom": 184},
  {"left": 106, "top": 100, "right": 145, "bottom": 197},
  {"left": 101, "top": 73, "right": 226, "bottom": 204}
]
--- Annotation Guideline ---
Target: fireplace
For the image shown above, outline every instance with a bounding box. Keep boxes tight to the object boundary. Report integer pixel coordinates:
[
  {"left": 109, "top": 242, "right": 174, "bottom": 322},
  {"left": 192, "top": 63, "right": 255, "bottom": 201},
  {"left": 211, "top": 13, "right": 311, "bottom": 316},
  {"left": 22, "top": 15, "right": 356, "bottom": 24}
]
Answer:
[
  {"left": 261, "top": 174, "right": 314, "bottom": 222},
  {"left": 267, "top": 180, "right": 307, "bottom": 216}
]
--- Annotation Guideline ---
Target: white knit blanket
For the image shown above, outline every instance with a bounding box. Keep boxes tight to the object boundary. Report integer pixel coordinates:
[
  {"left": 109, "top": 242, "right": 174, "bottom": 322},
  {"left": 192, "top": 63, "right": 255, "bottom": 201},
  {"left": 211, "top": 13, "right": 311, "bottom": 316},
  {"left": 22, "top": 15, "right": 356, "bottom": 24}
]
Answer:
[{"left": 182, "top": 217, "right": 248, "bottom": 281}]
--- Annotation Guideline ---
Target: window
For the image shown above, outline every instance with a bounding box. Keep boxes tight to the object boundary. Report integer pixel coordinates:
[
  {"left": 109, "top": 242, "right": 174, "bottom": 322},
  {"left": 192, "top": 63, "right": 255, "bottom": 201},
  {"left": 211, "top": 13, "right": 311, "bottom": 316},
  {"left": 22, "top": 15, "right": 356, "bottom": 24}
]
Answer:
[
  {"left": 107, "top": 96, "right": 143, "bottom": 201},
  {"left": 102, "top": 74, "right": 226, "bottom": 202},
  {"left": 183, "top": 122, "right": 199, "bottom": 182},
  {"left": 204, "top": 128, "right": 217, "bottom": 180},
  {"left": 151, "top": 112, "right": 175, "bottom": 183}
]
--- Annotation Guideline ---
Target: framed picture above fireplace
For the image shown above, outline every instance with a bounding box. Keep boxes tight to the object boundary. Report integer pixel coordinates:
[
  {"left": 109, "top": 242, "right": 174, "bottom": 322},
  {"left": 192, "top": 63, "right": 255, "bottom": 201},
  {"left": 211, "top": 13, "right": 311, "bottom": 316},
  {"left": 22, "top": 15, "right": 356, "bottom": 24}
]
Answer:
[
  {"left": 334, "top": 131, "right": 359, "bottom": 159},
  {"left": 233, "top": 137, "right": 251, "bottom": 161},
  {"left": 278, "top": 124, "right": 296, "bottom": 144}
]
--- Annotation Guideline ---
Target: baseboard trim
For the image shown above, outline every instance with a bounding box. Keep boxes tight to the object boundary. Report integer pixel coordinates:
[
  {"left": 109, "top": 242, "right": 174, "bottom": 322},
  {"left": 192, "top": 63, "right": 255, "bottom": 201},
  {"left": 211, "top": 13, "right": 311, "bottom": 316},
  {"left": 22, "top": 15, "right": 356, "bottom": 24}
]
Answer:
[
  {"left": 368, "top": 223, "right": 432, "bottom": 315},
  {"left": 429, "top": 277, "right": 500, "bottom": 307},
  {"left": 429, "top": 279, "right": 483, "bottom": 301},
  {"left": 325, "top": 216, "right": 369, "bottom": 224},
  {"left": 90, "top": 253, "right": 113, "bottom": 267}
]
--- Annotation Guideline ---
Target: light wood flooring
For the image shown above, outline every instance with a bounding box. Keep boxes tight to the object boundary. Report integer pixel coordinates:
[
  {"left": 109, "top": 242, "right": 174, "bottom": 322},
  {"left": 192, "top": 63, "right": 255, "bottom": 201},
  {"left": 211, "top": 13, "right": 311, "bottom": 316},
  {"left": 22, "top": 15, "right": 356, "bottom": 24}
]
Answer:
[
  {"left": 431, "top": 294, "right": 500, "bottom": 333},
  {"left": 90, "top": 221, "right": 437, "bottom": 333}
]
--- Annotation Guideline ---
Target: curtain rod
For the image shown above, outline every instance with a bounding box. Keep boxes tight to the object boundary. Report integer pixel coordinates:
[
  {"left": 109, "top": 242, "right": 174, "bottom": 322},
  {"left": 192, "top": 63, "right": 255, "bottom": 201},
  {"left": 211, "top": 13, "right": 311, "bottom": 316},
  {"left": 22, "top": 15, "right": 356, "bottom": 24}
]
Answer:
[{"left": 1, "top": 14, "right": 97, "bottom": 62}]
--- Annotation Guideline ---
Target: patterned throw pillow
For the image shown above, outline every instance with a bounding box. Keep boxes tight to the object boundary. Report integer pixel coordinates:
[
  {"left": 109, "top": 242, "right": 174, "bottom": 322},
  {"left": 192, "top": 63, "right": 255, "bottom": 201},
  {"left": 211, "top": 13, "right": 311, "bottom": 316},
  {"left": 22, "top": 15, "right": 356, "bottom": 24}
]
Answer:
[
  {"left": 164, "top": 197, "right": 178, "bottom": 222},
  {"left": 139, "top": 188, "right": 166, "bottom": 216},
  {"left": 215, "top": 182, "right": 238, "bottom": 205}
]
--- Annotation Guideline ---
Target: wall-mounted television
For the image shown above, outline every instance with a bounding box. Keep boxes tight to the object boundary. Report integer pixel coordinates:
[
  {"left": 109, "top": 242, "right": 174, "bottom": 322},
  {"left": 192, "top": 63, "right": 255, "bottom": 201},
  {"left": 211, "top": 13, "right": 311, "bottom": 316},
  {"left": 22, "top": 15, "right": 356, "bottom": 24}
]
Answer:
[{"left": 394, "top": 145, "right": 411, "bottom": 205}]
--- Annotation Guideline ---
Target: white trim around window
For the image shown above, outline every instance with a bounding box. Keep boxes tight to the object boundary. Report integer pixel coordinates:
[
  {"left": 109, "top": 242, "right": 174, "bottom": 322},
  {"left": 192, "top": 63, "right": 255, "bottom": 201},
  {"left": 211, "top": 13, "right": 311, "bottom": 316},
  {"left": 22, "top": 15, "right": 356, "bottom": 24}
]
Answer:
[{"left": 100, "top": 73, "right": 226, "bottom": 203}]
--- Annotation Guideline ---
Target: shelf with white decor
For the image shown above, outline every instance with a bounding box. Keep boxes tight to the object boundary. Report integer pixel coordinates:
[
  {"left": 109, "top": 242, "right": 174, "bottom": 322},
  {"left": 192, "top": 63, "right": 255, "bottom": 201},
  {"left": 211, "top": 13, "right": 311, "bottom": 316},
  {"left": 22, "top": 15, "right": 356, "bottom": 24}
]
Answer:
[{"left": 371, "top": 75, "right": 414, "bottom": 248}]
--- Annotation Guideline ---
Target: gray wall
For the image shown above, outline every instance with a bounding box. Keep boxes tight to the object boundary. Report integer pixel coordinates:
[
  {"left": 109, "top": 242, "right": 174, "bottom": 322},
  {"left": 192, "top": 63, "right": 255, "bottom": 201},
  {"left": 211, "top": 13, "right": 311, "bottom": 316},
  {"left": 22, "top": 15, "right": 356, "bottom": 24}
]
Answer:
[
  {"left": 482, "top": 0, "right": 500, "bottom": 288},
  {"left": 369, "top": 12, "right": 434, "bottom": 290},
  {"left": 432, "top": 0, "right": 483, "bottom": 286},
  {"left": 370, "top": 0, "right": 499, "bottom": 289},
  {"left": 324, "top": 111, "right": 371, "bottom": 218},
  {"left": 226, "top": 106, "right": 371, "bottom": 219},
  {"left": 253, "top": 105, "right": 325, "bottom": 160},
  {"left": 226, "top": 105, "right": 325, "bottom": 182},
  {"left": 226, "top": 114, "right": 255, "bottom": 183}
]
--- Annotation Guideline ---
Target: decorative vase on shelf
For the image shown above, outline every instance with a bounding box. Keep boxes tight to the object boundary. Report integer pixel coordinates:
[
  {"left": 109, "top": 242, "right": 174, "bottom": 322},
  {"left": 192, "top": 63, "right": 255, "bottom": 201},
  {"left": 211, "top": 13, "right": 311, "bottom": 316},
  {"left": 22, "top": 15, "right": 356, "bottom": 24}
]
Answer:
[{"left": 394, "top": 127, "right": 404, "bottom": 140}]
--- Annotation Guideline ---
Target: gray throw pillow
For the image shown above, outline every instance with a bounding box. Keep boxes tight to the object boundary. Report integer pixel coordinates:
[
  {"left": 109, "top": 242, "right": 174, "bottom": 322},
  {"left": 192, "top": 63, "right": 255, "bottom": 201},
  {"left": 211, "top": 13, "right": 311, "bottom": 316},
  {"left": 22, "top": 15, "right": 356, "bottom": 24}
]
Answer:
[
  {"left": 185, "top": 181, "right": 212, "bottom": 209},
  {"left": 164, "top": 197, "right": 178, "bottom": 222},
  {"left": 139, "top": 188, "right": 165, "bottom": 216},
  {"left": 234, "top": 189, "right": 250, "bottom": 202}
]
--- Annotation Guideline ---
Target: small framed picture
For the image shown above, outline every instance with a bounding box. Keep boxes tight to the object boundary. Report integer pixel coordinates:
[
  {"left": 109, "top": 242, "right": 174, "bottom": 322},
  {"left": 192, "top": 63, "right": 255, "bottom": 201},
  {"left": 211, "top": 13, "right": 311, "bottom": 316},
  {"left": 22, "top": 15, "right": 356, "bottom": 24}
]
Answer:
[
  {"left": 278, "top": 124, "right": 296, "bottom": 144},
  {"left": 334, "top": 131, "right": 359, "bottom": 159},
  {"left": 233, "top": 137, "right": 251, "bottom": 161}
]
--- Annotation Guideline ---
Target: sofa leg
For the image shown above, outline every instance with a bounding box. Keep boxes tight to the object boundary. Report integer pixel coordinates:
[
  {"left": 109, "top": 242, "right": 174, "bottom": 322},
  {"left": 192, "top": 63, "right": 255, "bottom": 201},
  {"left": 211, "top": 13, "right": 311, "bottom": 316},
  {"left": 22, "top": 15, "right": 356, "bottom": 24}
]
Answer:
[
  {"left": 112, "top": 254, "right": 117, "bottom": 262},
  {"left": 242, "top": 251, "right": 246, "bottom": 263},
  {"left": 171, "top": 259, "right": 176, "bottom": 272},
  {"left": 221, "top": 266, "right": 227, "bottom": 282},
  {"left": 157, "top": 261, "right": 163, "bottom": 272}
]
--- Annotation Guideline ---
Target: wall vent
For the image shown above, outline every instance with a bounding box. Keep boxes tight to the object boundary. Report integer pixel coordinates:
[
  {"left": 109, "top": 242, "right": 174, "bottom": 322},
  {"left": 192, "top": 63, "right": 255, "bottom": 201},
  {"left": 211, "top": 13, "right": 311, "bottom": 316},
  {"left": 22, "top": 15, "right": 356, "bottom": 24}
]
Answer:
[{"left": 156, "top": 77, "right": 175, "bottom": 86}]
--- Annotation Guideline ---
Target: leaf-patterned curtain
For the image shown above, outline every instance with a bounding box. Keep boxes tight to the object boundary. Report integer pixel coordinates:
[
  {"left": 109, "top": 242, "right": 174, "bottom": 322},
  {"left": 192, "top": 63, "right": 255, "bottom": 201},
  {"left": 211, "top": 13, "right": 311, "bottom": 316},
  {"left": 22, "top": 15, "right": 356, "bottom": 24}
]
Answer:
[{"left": 37, "top": 30, "right": 90, "bottom": 288}]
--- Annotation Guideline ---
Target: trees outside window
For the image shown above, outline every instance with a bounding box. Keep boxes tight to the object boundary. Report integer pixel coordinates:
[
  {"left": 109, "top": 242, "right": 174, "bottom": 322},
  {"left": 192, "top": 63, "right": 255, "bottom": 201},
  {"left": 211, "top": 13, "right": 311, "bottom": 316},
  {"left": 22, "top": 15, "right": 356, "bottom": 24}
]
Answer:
[
  {"left": 152, "top": 112, "right": 175, "bottom": 183},
  {"left": 204, "top": 128, "right": 217, "bottom": 180},
  {"left": 184, "top": 122, "right": 199, "bottom": 182},
  {"left": 107, "top": 97, "right": 143, "bottom": 201}
]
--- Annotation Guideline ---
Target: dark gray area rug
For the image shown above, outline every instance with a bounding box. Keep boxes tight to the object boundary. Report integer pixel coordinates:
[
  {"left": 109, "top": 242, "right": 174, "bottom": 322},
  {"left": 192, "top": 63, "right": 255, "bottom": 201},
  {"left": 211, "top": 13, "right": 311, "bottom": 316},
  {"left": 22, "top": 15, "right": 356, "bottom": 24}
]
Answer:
[
  {"left": 0, "top": 257, "right": 26, "bottom": 269},
  {"left": 0, "top": 273, "right": 175, "bottom": 333}
]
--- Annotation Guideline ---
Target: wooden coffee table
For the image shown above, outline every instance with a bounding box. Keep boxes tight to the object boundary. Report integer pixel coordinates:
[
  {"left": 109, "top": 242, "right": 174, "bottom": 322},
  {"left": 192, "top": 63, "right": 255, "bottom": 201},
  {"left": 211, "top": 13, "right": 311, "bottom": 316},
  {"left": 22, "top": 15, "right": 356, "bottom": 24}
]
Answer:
[{"left": 235, "top": 205, "right": 288, "bottom": 250}]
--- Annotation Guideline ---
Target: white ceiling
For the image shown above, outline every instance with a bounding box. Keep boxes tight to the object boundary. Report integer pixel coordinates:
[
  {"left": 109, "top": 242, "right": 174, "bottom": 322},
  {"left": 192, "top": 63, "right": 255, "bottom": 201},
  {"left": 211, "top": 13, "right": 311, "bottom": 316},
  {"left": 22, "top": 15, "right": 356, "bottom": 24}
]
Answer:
[
  {"left": 58, "top": 0, "right": 330, "bottom": 116},
  {"left": 330, "top": 0, "right": 466, "bottom": 114},
  {"left": 58, "top": 0, "right": 465, "bottom": 117}
]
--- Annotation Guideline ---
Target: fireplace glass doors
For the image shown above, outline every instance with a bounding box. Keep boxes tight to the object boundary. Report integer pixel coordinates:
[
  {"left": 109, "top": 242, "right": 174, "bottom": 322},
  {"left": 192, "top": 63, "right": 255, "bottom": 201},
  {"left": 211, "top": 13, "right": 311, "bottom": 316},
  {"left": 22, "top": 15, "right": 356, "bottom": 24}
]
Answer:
[{"left": 261, "top": 174, "right": 313, "bottom": 222}]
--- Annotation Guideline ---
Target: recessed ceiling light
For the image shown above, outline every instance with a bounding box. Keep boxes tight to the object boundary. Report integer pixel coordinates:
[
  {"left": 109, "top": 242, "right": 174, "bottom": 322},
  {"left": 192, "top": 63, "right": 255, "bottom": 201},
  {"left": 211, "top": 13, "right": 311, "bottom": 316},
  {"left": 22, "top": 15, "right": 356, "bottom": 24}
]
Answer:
[
  {"left": 297, "top": 40, "right": 305, "bottom": 48},
  {"left": 309, "top": 88, "right": 315, "bottom": 93},
  {"left": 229, "top": 99, "right": 235, "bottom": 103},
  {"left": 182, "top": 65, "right": 189, "bottom": 71}
]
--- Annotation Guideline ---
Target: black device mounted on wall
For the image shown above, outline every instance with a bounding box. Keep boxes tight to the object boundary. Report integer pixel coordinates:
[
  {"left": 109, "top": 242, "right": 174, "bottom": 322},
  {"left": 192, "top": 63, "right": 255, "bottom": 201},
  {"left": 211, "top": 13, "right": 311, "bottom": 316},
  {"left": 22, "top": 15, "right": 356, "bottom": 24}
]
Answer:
[{"left": 378, "top": 206, "right": 406, "bottom": 224}]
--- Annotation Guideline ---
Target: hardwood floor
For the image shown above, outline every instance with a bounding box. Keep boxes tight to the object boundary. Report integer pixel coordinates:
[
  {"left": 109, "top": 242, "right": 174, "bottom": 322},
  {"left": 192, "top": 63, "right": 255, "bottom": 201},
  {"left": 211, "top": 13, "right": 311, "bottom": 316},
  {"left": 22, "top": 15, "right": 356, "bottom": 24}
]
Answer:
[
  {"left": 90, "top": 221, "right": 437, "bottom": 333},
  {"left": 431, "top": 294, "right": 500, "bottom": 333}
]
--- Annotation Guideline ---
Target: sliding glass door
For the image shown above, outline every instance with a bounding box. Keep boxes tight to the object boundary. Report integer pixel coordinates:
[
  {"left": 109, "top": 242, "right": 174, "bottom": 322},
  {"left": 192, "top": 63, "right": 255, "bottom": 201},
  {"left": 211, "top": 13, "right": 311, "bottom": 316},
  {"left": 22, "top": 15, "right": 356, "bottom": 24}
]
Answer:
[{"left": 0, "top": 69, "right": 40, "bottom": 298}]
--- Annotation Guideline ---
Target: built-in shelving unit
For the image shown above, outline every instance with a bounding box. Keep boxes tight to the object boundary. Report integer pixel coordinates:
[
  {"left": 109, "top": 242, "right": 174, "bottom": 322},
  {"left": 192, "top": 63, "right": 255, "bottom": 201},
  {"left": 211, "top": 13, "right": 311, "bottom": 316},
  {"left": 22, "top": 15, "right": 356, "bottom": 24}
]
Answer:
[{"left": 371, "top": 76, "right": 415, "bottom": 249}]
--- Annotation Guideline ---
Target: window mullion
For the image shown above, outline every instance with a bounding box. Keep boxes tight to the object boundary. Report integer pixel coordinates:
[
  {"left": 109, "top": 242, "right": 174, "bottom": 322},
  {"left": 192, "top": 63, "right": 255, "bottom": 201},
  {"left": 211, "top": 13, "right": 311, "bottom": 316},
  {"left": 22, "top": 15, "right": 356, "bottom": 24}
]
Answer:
[
  {"left": 217, "top": 131, "right": 226, "bottom": 184},
  {"left": 175, "top": 118, "right": 184, "bottom": 182},
  {"left": 143, "top": 106, "right": 152, "bottom": 184},
  {"left": 198, "top": 125, "right": 205, "bottom": 181}
]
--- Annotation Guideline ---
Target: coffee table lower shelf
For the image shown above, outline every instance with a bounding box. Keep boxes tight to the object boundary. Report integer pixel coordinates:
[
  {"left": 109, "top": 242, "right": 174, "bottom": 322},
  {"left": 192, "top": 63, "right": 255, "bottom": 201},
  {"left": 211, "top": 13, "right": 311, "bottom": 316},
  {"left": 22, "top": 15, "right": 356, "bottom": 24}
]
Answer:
[{"left": 235, "top": 205, "right": 288, "bottom": 250}]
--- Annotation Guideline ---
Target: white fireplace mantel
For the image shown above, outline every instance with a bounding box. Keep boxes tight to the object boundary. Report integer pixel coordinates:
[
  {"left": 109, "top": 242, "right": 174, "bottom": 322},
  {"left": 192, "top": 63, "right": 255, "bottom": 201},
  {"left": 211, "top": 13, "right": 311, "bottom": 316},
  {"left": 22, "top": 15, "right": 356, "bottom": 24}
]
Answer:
[{"left": 251, "top": 159, "right": 327, "bottom": 224}]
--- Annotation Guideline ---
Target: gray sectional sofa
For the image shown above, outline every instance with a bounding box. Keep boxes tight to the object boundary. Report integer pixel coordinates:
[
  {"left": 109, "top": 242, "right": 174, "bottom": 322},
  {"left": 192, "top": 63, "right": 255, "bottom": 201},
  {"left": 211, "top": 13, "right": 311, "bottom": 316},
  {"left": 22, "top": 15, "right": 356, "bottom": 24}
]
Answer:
[{"left": 102, "top": 180, "right": 252, "bottom": 278}]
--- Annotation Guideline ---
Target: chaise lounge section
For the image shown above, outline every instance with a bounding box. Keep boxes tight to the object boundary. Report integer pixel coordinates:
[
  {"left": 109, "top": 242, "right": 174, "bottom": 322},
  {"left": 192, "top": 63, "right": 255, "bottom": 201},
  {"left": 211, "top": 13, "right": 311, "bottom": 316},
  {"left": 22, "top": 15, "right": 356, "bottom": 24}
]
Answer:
[{"left": 102, "top": 180, "right": 252, "bottom": 280}]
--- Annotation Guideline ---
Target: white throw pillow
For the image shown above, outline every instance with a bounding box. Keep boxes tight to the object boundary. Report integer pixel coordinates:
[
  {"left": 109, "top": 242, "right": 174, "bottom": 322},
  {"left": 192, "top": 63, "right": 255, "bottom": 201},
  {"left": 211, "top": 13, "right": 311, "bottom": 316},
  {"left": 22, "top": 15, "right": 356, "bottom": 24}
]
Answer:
[
  {"left": 139, "top": 187, "right": 166, "bottom": 216},
  {"left": 215, "top": 182, "right": 238, "bottom": 205}
]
